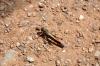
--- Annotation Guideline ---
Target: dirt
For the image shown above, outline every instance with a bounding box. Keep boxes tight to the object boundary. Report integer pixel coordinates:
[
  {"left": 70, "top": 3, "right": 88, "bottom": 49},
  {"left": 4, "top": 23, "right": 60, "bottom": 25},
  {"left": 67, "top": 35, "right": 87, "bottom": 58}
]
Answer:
[{"left": 0, "top": 0, "right": 100, "bottom": 66}]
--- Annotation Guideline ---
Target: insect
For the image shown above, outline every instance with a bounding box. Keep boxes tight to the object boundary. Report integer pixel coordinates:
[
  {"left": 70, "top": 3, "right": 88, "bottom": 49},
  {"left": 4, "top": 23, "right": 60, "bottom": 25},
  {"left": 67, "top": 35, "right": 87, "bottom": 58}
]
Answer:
[{"left": 37, "top": 27, "right": 65, "bottom": 48}]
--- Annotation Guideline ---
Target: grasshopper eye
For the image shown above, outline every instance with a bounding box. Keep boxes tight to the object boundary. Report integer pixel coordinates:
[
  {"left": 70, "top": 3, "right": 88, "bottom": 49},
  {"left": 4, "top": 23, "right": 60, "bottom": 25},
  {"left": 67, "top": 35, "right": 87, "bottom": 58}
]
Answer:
[{"left": 41, "top": 27, "right": 45, "bottom": 31}]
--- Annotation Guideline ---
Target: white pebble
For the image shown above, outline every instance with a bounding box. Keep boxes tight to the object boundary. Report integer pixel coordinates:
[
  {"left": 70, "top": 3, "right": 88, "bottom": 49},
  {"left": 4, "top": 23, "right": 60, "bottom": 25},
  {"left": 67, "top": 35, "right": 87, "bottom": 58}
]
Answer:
[
  {"left": 16, "top": 42, "right": 20, "bottom": 47},
  {"left": 79, "top": 15, "right": 84, "bottom": 20},
  {"left": 95, "top": 50, "right": 100, "bottom": 57},
  {"left": 62, "top": 50, "right": 66, "bottom": 53},
  {"left": 26, "top": 56, "right": 34, "bottom": 63}
]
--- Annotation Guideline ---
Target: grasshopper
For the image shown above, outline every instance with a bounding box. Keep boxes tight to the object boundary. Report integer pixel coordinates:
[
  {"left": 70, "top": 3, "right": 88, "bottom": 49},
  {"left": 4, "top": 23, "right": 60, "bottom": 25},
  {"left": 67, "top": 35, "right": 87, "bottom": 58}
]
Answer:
[{"left": 37, "top": 27, "right": 64, "bottom": 48}]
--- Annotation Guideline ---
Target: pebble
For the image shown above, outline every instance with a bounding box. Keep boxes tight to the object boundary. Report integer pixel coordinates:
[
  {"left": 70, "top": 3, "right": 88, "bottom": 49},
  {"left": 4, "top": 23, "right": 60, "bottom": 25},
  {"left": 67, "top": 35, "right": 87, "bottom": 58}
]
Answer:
[
  {"left": 55, "top": 60, "right": 61, "bottom": 66},
  {"left": 61, "top": 6, "right": 68, "bottom": 14},
  {"left": 94, "top": 50, "right": 100, "bottom": 59},
  {"left": 64, "top": 30, "right": 69, "bottom": 34},
  {"left": 62, "top": 50, "right": 66, "bottom": 53},
  {"left": 24, "top": 4, "right": 33, "bottom": 11},
  {"left": 27, "top": 36, "right": 33, "bottom": 41},
  {"left": 88, "top": 46, "right": 94, "bottom": 53},
  {"left": 79, "top": 15, "right": 84, "bottom": 20},
  {"left": 26, "top": 56, "right": 35, "bottom": 63},
  {"left": 18, "top": 20, "right": 30, "bottom": 27},
  {"left": 82, "top": 47, "right": 88, "bottom": 52},
  {"left": 38, "top": 2, "right": 45, "bottom": 11},
  {"left": 77, "top": 59, "right": 82, "bottom": 63},
  {"left": 16, "top": 42, "right": 21, "bottom": 47},
  {"left": 32, "top": 12, "right": 36, "bottom": 17},
  {"left": 38, "top": 2, "right": 44, "bottom": 8},
  {"left": 27, "top": 12, "right": 33, "bottom": 17},
  {"left": 96, "top": 62, "right": 99, "bottom": 66}
]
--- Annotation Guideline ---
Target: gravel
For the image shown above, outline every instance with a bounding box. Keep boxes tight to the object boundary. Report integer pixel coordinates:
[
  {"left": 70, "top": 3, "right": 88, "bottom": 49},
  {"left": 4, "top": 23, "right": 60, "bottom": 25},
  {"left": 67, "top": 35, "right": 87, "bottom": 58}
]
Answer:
[
  {"left": 94, "top": 50, "right": 100, "bottom": 59},
  {"left": 26, "top": 56, "right": 35, "bottom": 63}
]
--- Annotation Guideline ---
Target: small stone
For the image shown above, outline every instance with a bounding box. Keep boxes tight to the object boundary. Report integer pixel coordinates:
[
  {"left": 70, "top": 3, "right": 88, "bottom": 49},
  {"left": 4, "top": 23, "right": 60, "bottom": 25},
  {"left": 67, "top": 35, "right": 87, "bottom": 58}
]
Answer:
[
  {"left": 27, "top": 36, "right": 33, "bottom": 41},
  {"left": 37, "top": 47, "right": 41, "bottom": 51},
  {"left": 26, "top": 56, "right": 34, "bottom": 63},
  {"left": 96, "top": 62, "right": 99, "bottom": 66},
  {"left": 29, "top": 4, "right": 33, "bottom": 8},
  {"left": 32, "top": 12, "right": 36, "bottom": 17},
  {"left": 79, "top": 15, "right": 84, "bottom": 20},
  {"left": 24, "top": 5, "right": 33, "bottom": 11},
  {"left": 94, "top": 50, "right": 100, "bottom": 59},
  {"left": 82, "top": 47, "right": 88, "bottom": 52},
  {"left": 88, "top": 46, "right": 94, "bottom": 53},
  {"left": 62, "top": 50, "right": 66, "bottom": 53},
  {"left": 64, "top": 30, "right": 69, "bottom": 34},
  {"left": 27, "top": 12, "right": 33, "bottom": 17},
  {"left": 55, "top": 60, "right": 61, "bottom": 66},
  {"left": 16, "top": 42, "right": 21, "bottom": 47},
  {"left": 61, "top": 6, "right": 68, "bottom": 14},
  {"left": 38, "top": 2, "right": 45, "bottom": 11},
  {"left": 38, "top": 2, "right": 44, "bottom": 8},
  {"left": 42, "top": 16, "right": 46, "bottom": 21},
  {"left": 77, "top": 59, "right": 82, "bottom": 63},
  {"left": 18, "top": 20, "right": 30, "bottom": 27}
]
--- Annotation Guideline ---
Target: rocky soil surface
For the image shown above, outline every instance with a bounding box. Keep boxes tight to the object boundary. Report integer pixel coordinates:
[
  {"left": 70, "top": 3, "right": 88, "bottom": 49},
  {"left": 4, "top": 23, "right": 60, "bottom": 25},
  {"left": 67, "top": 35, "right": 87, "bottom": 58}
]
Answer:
[{"left": 0, "top": 0, "right": 100, "bottom": 66}]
